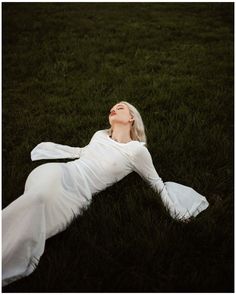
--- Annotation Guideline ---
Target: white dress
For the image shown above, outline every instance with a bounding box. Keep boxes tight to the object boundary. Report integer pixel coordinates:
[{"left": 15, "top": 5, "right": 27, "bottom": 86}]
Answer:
[{"left": 2, "top": 129, "right": 209, "bottom": 286}]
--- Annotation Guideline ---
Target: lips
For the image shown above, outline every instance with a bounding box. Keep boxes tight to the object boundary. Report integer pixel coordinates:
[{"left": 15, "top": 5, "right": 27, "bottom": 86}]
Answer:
[{"left": 110, "top": 112, "right": 116, "bottom": 116}]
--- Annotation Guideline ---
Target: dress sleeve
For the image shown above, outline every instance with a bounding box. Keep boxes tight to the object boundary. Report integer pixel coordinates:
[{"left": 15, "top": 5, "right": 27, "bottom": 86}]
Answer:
[
  {"left": 131, "top": 145, "right": 174, "bottom": 204},
  {"left": 131, "top": 146, "right": 209, "bottom": 221},
  {"left": 30, "top": 130, "right": 102, "bottom": 161},
  {"left": 31, "top": 142, "right": 83, "bottom": 161}
]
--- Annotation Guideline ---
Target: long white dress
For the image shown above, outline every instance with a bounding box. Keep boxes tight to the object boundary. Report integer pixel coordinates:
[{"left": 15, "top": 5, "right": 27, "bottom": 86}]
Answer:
[{"left": 2, "top": 129, "right": 209, "bottom": 286}]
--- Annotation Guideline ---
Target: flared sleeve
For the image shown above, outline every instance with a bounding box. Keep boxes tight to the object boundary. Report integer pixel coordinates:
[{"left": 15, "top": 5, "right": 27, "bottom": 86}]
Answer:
[
  {"left": 31, "top": 142, "right": 83, "bottom": 161},
  {"left": 131, "top": 145, "right": 209, "bottom": 221}
]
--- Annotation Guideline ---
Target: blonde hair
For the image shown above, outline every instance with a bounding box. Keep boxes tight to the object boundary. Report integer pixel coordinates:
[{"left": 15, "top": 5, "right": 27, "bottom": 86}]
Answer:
[{"left": 106, "top": 101, "right": 147, "bottom": 145}]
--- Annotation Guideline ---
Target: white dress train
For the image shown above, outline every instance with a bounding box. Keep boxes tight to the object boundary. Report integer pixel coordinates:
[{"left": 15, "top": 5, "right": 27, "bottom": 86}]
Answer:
[{"left": 2, "top": 129, "right": 209, "bottom": 286}]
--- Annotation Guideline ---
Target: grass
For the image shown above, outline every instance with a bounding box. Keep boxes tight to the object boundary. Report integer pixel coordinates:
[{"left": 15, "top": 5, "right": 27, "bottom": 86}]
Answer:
[{"left": 2, "top": 2, "right": 234, "bottom": 292}]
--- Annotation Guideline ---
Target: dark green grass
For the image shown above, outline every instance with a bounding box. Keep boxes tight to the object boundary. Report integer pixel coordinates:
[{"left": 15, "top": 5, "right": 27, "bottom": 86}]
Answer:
[{"left": 2, "top": 2, "right": 234, "bottom": 292}]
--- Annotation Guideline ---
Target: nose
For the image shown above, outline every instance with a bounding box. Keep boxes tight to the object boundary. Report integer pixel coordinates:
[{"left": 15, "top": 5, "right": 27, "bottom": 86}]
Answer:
[{"left": 110, "top": 110, "right": 116, "bottom": 116}]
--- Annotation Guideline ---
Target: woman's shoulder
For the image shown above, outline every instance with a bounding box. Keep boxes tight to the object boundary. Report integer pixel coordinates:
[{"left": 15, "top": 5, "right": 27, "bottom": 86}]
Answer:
[
  {"left": 91, "top": 129, "right": 107, "bottom": 138},
  {"left": 99, "top": 129, "right": 109, "bottom": 135},
  {"left": 131, "top": 142, "right": 150, "bottom": 159},
  {"left": 95, "top": 129, "right": 108, "bottom": 135}
]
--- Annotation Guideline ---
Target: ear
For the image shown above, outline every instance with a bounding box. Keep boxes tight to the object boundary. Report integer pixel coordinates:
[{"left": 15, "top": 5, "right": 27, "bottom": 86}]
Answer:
[{"left": 129, "top": 117, "right": 135, "bottom": 126}]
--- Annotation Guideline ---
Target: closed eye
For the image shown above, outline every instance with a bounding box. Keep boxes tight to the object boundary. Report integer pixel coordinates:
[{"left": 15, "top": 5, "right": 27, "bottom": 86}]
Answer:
[{"left": 109, "top": 107, "right": 124, "bottom": 113}]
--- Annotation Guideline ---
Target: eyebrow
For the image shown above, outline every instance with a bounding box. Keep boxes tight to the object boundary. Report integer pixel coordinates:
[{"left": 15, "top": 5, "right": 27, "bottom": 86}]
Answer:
[{"left": 110, "top": 104, "right": 125, "bottom": 112}]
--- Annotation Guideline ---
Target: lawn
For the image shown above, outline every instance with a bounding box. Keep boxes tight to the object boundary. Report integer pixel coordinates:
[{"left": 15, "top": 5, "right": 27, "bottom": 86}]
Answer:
[{"left": 2, "top": 2, "right": 234, "bottom": 292}]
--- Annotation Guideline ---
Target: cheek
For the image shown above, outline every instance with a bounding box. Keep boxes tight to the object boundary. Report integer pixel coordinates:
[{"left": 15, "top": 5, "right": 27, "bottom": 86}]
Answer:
[
  {"left": 122, "top": 113, "right": 130, "bottom": 120},
  {"left": 117, "top": 114, "right": 127, "bottom": 121}
]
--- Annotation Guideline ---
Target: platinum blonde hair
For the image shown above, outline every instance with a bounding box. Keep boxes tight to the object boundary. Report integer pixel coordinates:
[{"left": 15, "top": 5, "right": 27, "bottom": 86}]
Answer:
[{"left": 107, "top": 101, "right": 147, "bottom": 145}]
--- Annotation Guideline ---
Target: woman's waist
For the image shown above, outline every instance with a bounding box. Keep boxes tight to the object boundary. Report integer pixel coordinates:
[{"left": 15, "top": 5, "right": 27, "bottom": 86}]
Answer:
[{"left": 65, "top": 159, "right": 110, "bottom": 193}]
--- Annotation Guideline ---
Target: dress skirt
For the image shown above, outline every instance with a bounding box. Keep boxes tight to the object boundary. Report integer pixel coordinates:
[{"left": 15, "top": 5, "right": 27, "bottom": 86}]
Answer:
[{"left": 2, "top": 162, "right": 91, "bottom": 287}]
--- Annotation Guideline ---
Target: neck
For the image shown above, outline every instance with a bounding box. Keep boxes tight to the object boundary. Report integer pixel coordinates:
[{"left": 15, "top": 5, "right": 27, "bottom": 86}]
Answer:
[{"left": 110, "top": 124, "right": 132, "bottom": 143}]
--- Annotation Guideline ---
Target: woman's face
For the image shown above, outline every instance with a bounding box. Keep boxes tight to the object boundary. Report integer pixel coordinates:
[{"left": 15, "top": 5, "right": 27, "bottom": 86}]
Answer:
[{"left": 108, "top": 103, "right": 133, "bottom": 126}]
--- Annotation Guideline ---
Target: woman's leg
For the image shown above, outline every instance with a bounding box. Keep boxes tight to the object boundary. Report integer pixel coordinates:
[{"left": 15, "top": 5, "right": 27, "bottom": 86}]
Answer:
[
  {"left": 2, "top": 191, "right": 46, "bottom": 286},
  {"left": 2, "top": 162, "right": 89, "bottom": 286}
]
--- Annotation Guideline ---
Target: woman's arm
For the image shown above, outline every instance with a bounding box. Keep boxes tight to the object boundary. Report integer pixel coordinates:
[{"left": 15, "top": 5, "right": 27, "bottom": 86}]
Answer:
[
  {"left": 131, "top": 145, "right": 190, "bottom": 220},
  {"left": 30, "top": 130, "right": 101, "bottom": 161},
  {"left": 130, "top": 145, "right": 209, "bottom": 221},
  {"left": 31, "top": 142, "right": 83, "bottom": 161},
  {"left": 131, "top": 145, "right": 174, "bottom": 206}
]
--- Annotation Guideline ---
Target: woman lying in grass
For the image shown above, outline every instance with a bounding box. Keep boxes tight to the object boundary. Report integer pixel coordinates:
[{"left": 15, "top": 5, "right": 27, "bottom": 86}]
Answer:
[{"left": 2, "top": 101, "right": 209, "bottom": 287}]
